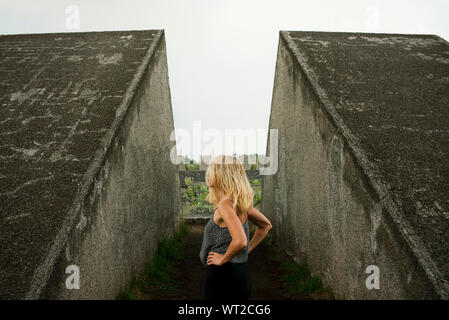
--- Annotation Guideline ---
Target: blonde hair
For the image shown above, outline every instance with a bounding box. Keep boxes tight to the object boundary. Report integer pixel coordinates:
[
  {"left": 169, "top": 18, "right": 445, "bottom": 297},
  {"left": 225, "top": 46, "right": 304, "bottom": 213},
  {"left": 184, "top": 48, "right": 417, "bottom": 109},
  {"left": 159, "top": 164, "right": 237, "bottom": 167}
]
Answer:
[{"left": 205, "top": 155, "right": 254, "bottom": 215}]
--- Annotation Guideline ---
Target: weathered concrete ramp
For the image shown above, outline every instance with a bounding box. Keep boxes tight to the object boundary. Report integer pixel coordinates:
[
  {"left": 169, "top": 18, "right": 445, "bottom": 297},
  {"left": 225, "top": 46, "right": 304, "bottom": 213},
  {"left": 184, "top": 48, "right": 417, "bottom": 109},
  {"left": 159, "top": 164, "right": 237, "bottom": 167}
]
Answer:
[
  {"left": 0, "top": 30, "right": 182, "bottom": 299},
  {"left": 262, "top": 31, "right": 449, "bottom": 299}
]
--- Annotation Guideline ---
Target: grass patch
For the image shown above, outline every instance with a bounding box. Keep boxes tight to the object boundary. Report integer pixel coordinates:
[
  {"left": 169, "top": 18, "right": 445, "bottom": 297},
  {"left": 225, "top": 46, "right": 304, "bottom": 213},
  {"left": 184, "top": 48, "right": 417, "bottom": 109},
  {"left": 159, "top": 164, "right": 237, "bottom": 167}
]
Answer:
[
  {"left": 282, "top": 261, "right": 327, "bottom": 296},
  {"left": 264, "top": 234, "right": 334, "bottom": 300},
  {"left": 116, "top": 221, "right": 188, "bottom": 300},
  {"left": 185, "top": 163, "right": 199, "bottom": 171}
]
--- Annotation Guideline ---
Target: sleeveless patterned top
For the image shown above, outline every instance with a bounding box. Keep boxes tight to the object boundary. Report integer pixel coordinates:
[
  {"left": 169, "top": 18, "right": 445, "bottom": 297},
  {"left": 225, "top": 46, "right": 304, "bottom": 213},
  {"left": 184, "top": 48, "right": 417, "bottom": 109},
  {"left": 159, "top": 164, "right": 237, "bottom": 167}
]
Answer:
[{"left": 199, "top": 214, "right": 250, "bottom": 267}]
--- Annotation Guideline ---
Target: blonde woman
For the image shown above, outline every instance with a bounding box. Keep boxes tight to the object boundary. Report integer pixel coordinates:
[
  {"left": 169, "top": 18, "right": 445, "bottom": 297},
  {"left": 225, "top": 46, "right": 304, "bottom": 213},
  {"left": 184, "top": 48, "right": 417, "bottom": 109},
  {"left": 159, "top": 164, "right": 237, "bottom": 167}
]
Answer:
[{"left": 199, "top": 155, "right": 272, "bottom": 300}]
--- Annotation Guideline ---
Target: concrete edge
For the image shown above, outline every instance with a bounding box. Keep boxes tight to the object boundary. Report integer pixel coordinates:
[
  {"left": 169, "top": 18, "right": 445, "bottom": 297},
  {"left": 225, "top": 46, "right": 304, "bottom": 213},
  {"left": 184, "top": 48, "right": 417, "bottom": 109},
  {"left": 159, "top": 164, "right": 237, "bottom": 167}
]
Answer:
[
  {"left": 0, "top": 28, "right": 159, "bottom": 37},
  {"left": 278, "top": 29, "right": 445, "bottom": 39},
  {"left": 24, "top": 30, "right": 165, "bottom": 299},
  {"left": 183, "top": 216, "right": 211, "bottom": 224},
  {"left": 432, "top": 34, "right": 449, "bottom": 45},
  {"left": 278, "top": 30, "right": 449, "bottom": 299}
]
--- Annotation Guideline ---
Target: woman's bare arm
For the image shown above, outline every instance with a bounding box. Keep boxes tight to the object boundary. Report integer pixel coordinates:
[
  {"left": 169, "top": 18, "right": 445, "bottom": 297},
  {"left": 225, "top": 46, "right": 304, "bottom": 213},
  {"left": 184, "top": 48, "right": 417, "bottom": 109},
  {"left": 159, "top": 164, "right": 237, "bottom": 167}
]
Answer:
[
  {"left": 247, "top": 207, "right": 272, "bottom": 254},
  {"left": 207, "top": 200, "right": 247, "bottom": 266}
]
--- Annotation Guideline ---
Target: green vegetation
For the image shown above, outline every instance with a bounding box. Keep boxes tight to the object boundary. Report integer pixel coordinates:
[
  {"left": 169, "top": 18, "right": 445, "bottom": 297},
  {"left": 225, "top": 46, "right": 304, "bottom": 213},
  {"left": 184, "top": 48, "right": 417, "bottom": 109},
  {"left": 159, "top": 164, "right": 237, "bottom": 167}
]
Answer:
[
  {"left": 185, "top": 177, "right": 209, "bottom": 205},
  {"left": 180, "top": 177, "right": 262, "bottom": 215},
  {"left": 181, "top": 178, "right": 213, "bottom": 216},
  {"left": 282, "top": 261, "right": 328, "bottom": 296},
  {"left": 115, "top": 221, "right": 188, "bottom": 300},
  {"left": 250, "top": 179, "right": 262, "bottom": 207},
  {"left": 264, "top": 234, "right": 334, "bottom": 300},
  {"left": 249, "top": 179, "right": 261, "bottom": 185},
  {"left": 253, "top": 192, "right": 262, "bottom": 207},
  {"left": 185, "top": 163, "right": 199, "bottom": 171}
]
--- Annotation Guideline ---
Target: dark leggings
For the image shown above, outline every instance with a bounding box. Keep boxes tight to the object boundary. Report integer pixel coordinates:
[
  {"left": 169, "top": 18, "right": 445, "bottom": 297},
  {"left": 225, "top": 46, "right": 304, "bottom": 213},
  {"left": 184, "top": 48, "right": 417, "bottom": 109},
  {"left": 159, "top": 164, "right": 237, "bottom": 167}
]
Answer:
[{"left": 204, "top": 262, "right": 251, "bottom": 301}]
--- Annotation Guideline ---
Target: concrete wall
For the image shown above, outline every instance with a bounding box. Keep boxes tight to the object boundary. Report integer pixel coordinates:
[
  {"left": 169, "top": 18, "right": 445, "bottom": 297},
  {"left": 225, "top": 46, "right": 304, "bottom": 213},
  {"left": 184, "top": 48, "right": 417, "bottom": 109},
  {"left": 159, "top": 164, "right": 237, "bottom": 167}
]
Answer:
[
  {"left": 262, "top": 32, "right": 447, "bottom": 299},
  {"left": 33, "top": 31, "right": 180, "bottom": 299}
]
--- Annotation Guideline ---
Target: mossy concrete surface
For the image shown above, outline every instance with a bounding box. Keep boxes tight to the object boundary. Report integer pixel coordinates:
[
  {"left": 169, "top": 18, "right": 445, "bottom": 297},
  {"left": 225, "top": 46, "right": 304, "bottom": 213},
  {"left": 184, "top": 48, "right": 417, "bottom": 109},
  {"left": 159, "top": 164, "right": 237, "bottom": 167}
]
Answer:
[
  {"left": 263, "top": 31, "right": 449, "bottom": 299},
  {"left": 0, "top": 30, "right": 181, "bottom": 299}
]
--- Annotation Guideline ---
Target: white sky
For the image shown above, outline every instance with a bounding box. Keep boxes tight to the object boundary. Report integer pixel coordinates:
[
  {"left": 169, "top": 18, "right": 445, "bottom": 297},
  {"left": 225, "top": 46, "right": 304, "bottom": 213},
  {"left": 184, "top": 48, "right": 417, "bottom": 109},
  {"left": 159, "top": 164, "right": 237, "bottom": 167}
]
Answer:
[{"left": 1, "top": 0, "right": 448, "bottom": 161}]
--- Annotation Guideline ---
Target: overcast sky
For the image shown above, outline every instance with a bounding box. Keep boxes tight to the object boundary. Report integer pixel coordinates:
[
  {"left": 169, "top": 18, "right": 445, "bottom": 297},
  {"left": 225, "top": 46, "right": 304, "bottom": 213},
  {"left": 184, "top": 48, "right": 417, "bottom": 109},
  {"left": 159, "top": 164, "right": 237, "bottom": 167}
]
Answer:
[{"left": 1, "top": 0, "right": 448, "bottom": 160}]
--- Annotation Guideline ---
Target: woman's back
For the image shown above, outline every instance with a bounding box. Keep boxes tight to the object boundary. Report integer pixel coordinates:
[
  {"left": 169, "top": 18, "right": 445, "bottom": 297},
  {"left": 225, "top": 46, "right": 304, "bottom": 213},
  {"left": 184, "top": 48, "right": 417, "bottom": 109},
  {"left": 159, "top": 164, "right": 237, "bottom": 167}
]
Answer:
[{"left": 199, "top": 216, "right": 250, "bottom": 267}]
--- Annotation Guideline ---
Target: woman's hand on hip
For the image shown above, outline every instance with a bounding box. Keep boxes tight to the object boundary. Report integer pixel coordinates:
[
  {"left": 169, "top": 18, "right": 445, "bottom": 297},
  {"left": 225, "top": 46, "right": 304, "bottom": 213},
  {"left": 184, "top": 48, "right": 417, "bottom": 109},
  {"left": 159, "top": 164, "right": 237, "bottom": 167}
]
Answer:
[{"left": 207, "top": 252, "right": 224, "bottom": 266}]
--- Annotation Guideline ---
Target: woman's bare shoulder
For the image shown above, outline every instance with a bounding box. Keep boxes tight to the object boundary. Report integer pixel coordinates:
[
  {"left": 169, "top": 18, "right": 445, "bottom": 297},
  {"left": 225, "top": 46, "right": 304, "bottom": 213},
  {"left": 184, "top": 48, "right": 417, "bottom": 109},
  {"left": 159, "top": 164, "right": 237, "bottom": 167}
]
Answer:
[
  {"left": 247, "top": 206, "right": 260, "bottom": 216},
  {"left": 247, "top": 207, "right": 272, "bottom": 227}
]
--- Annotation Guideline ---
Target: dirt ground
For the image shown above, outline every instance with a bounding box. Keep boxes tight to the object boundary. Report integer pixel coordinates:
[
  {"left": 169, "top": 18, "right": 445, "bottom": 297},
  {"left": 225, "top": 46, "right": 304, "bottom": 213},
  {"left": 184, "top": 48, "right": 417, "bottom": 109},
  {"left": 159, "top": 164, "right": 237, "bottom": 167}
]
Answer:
[
  {"left": 135, "top": 222, "right": 332, "bottom": 300},
  {"left": 175, "top": 223, "right": 288, "bottom": 300}
]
